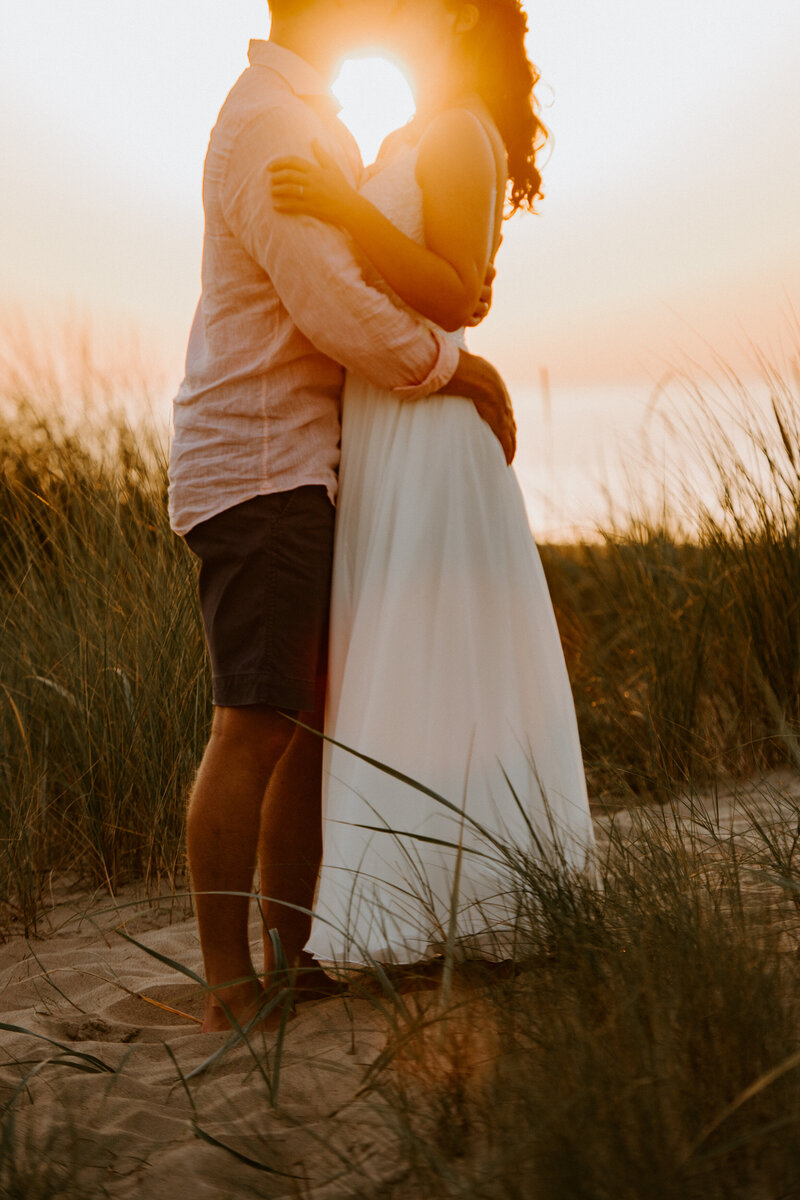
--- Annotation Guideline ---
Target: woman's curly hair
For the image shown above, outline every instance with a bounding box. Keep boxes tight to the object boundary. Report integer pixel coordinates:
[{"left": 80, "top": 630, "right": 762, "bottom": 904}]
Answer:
[{"left": 457, "top": 0, "right": 549, "bottom": 213}]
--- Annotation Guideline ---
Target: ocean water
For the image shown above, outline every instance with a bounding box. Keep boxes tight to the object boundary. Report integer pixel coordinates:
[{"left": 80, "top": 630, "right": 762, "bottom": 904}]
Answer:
[
  {"left": 511, "top": 380, "right": 679, "bottom": 540},
  {"left": 510, "top": 376, "right": 778, "bottom": 542}
]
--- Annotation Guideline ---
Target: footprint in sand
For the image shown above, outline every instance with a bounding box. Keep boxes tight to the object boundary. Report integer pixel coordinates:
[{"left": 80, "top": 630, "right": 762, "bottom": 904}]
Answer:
[{"left": 37, "top": 1015, "right": 140, "bottom": 1043}]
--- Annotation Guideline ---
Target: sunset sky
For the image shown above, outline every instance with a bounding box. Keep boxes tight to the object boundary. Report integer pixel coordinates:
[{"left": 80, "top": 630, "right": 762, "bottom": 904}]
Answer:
[{"left": 2, "top": 0, "right": 799, "bottom": 398}]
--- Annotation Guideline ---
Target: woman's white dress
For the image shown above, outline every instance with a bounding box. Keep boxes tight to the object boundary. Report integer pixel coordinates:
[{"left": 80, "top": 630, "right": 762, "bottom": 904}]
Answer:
[{"left": 306, "top": 135, "right": 596, "bottom": 966}]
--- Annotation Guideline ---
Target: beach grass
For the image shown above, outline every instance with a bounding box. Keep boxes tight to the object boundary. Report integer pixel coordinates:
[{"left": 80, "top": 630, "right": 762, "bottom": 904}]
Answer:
[
  {"left": 356, "top": 799, "right": 800, "bottom": 1198},
  {"left": 0, "top": 387, "right": 206, "bottom": 933},
  {"left": 5, "top": 337, "right": 800, "bottom": 921},
  {"left": 1, "top": 788, "right": 799, "bottom": 1197},
  {"left": 1, "top": 331, "right": 800, "bottom": 1194}
]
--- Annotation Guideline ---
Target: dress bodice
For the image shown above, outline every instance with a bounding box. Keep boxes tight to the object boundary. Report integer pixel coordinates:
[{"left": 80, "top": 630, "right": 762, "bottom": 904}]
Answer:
[{"left": 360, "top": 141, "right": 427, "bottom": 247}]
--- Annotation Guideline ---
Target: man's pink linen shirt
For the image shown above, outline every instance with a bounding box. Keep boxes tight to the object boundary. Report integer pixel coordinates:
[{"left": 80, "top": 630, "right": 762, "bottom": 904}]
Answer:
[{"left": 168, "top": 40, "right": 458, "bottom": 536}]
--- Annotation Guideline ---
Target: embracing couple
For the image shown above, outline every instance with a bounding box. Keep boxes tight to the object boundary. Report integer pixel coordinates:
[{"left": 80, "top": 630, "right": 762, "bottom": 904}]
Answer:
[{"left": 168, "top": 0, "right": 596, "bottom": 1034}]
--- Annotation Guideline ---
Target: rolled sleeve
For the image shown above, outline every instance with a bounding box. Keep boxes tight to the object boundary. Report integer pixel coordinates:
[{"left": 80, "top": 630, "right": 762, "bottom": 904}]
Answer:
[
  {"left": 391, "top": 334, "right": 459, "bottom": 400},
  {"left": 222, "top": 107, "right": 458, "bottom": 399}
]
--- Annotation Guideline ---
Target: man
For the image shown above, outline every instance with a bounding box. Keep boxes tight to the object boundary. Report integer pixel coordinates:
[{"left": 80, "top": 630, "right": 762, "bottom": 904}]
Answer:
[{"left": 168, "top": 0, "right": 515, "bottom": 1032}]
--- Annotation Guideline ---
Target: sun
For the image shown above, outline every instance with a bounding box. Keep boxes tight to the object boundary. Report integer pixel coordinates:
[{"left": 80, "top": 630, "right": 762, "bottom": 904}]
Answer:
[{"left": 332, "top": 57, "right": 416, "bottom": 165}]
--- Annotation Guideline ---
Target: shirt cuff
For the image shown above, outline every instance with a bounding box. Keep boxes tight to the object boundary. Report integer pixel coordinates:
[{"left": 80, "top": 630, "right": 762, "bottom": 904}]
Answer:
[{"left": 390, "top": 331, "right": 460, "bottom": 402}]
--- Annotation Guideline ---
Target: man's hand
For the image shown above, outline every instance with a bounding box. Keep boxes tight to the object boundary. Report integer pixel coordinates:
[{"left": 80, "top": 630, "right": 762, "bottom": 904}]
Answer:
[{"left": 443, "top": 350, "right": 516, "bottom": 465}]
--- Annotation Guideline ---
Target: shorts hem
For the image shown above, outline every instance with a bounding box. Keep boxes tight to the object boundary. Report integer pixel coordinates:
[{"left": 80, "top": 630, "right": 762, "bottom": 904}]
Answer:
[{"left": 211, "top": 673, "right": 317, "bottom": 713}]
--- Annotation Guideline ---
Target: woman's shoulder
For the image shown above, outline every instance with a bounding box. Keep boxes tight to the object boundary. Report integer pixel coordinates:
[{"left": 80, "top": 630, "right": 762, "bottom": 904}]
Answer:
[
  {"left": 417, "top": 101, "right": 505, "bottom": 181},
  {"left": 420, "top": 99, "right": 505, "bottom": 164},
  {"left": 372, "top": 98, "right": 507, "bottom": 197},
  {"left": 421, "top": 105, "right": 485, "bottom": 148}
]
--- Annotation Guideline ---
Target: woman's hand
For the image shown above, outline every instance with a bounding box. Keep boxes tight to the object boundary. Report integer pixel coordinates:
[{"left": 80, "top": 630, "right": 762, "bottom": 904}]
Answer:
[
  {"left": 269, "top": 140, "right": 357, "bottom": 226},
  {"left": 466, "top": 258, "right": 499, "bottom": 328}
]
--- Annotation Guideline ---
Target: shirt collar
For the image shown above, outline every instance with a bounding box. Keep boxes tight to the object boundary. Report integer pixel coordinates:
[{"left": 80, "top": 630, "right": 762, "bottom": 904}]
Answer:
[{"left": 248, "top": 39, "right": 341, "bottom": 112}]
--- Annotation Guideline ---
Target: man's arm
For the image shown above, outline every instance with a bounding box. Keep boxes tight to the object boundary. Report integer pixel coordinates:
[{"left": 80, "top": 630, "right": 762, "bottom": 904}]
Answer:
[
  {"left": 268, "top": 111, "right": 496, "bottom": 333},
  {"left": 223, "top": 105, "right": 514, "bottom": 460},
  {"left": 222, "top": 106, "right": 456, "bottom": 401}
]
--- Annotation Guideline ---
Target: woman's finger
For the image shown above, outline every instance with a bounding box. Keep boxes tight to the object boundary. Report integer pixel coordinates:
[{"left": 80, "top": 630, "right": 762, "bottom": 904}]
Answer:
[
  {"left": 268, "top": 156, "right": 315, "bottom": 173},
  {"left": 270, "top": 180, "right": 309, "bottom": 198},
  {"left": 272, "top": 178, "right": 316, "bottom": 198},
  {"left": 270, "top": 175, "right": 308, "bottom": 191},
  {"left": 466, "top": 304, "right": 489, "bottom": 327},
  {"left": 269, "top": 167, "right": 311, "bottom": 185},
  {"left": 271, "top": 187, "right": 308, "bottom": 201},
  {"left": 270, "top": 178, "right": 314, "bottom": 199}
]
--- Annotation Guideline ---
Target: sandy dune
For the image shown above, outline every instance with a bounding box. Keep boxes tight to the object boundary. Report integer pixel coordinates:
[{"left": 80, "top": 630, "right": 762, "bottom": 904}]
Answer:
[
  {"left": 0, "top": 885, "right": 410, "bottom": 1197},
  {"left": 2, "top": 773, "right": 798, "bottom": 1197}
]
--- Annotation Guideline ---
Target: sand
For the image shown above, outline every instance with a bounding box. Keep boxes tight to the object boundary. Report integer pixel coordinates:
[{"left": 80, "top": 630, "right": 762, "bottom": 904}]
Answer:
[
  {"left": 0, "top": 883, "right": 412, "bottom": 1198},
  {"left": 2, "top": 771, "right": 798, "bottom": 1197}
]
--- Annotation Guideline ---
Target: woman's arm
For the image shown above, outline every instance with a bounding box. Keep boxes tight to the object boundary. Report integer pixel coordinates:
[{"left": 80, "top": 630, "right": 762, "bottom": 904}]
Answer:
[{"left": 269, "top": 110, "right": 499, "bottom": 333}]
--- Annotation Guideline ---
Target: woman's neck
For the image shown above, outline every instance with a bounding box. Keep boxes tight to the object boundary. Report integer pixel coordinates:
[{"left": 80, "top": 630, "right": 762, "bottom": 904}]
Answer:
[{"left": 411, "top": 57, "right": 475, "bottom": 124}]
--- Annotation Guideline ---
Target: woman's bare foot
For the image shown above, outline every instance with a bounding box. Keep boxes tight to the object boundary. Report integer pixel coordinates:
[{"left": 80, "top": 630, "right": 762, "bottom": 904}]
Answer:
[{"left": 201, "top": 977, "right": 292, "bottom": 1034}]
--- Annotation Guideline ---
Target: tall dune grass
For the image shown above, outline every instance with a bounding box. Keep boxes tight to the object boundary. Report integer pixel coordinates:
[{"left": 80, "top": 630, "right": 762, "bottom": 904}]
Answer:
[
  {"left": 1, "top": 327, "right": 800, "bottom": 1196},
  {"left": 1, "top": 333, "right": 800, "bottom": 931},
  {"left": 2, "top": 789, "right": 798, "bottom": 1198},
  {"left": 542, "top": 353, "right": 800, "bottom": 802},
  {"left": 353, "top": 793, "right": 800, "bottom": 1198},
  {"left": 0, "top": 380, "right": 207, "bottom": 932}
]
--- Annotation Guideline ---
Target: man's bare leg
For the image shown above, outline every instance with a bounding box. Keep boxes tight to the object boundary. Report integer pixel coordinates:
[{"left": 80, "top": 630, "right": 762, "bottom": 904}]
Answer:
[
  {"left": 258, "top": 691, "right": 325, "bottom": 978},
  {"left": 186, "top": 704, "right": 294, "bottom": 1032}
]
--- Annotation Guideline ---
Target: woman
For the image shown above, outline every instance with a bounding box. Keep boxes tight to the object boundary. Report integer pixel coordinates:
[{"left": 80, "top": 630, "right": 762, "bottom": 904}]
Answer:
[{"left": 270, "top": 0, "right": 596, "bottom": 965}]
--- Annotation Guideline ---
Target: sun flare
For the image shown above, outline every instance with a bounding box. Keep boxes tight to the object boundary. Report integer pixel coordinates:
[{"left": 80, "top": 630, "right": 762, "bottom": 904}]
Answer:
[{"left": 332, "top": 56, "right": 416, "bottom": 165}]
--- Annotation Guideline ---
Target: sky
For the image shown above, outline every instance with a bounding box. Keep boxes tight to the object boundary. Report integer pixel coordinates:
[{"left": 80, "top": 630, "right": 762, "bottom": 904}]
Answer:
[{"left": 1, "top": 0, "right": 799, "bottom": 400}]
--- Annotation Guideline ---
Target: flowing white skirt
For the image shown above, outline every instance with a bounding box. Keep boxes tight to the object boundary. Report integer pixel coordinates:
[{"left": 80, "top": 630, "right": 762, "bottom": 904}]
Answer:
[{"left": 306, "top": 371, "right": 596, "bottom": 965}]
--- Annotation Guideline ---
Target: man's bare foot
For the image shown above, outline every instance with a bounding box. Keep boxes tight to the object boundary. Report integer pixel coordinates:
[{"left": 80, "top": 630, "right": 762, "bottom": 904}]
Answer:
[{"left": 201, "top": 977, "right": 292, "bottom": 1034}]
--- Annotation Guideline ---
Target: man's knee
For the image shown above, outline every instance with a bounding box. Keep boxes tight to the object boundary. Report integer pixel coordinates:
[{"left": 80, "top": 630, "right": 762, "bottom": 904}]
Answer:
[{"left": 209, "top": 705, "right": 295, "bottom": 770}]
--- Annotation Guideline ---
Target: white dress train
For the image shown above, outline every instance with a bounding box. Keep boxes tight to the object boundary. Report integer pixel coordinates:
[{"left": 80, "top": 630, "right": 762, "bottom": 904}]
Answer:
[{"left": 306, "top": 135, "right": 597, "bottom": 966}]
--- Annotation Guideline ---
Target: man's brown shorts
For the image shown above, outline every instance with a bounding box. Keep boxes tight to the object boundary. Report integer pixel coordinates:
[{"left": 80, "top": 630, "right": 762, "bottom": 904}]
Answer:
[{"left": 184, "top": 486, "right": 335, "bottom": 713}]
